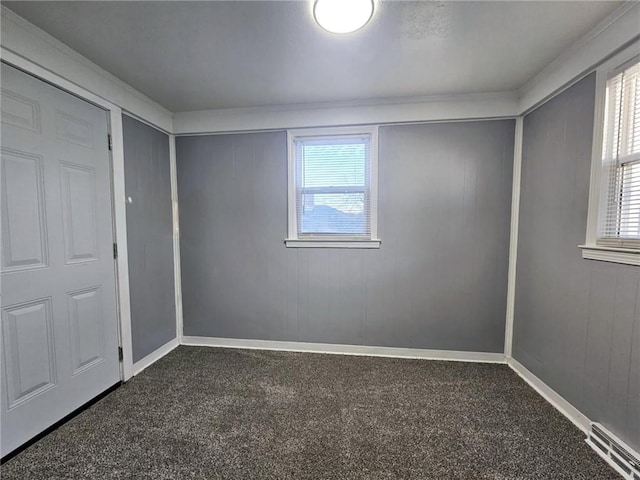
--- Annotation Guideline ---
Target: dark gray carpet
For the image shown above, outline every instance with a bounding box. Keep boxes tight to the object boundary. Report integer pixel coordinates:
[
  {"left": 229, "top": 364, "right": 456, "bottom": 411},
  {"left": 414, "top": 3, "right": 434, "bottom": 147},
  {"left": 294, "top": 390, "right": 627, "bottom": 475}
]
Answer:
[{"left": 1, "top": 346, "right": 618, "bottom": 479}]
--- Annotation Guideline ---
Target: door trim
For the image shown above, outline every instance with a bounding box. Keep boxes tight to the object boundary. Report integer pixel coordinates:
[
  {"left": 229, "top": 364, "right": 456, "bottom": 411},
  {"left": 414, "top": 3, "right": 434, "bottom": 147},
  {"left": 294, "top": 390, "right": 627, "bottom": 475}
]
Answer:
[{"left": 1, "top": 49, "right": 134, "bottom": 381}]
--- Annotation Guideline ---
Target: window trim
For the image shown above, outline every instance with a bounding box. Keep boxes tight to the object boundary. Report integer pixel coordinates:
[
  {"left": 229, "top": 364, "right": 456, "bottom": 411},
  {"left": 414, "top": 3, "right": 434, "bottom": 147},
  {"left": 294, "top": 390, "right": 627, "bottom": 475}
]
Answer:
[
  {"left": 285, "top": 125, "right": 380, "bottom": 249},
  {"left": 581, "top": 40, "right": 640, "bottom": 266}
]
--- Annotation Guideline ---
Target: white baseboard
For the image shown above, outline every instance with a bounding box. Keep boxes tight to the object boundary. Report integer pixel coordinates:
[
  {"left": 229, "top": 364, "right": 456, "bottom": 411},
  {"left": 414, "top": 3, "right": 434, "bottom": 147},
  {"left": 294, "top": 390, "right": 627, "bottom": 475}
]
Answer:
[
  {"left": 132, "top": 337, "right": 180, "bottom": 376},
  {"left": 507, "top": 357, "right": 591, "bottom": 433},
  {"left": 180, "top": 336, "right": 506, "bottom": 363}
]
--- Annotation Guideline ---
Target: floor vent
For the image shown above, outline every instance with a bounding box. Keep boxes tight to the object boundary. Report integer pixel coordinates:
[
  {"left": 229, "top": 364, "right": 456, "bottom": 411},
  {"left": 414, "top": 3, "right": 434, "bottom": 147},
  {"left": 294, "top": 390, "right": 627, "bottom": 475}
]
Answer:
[{"left": 587, "top": 423, "right": 640, "bottom": 480}]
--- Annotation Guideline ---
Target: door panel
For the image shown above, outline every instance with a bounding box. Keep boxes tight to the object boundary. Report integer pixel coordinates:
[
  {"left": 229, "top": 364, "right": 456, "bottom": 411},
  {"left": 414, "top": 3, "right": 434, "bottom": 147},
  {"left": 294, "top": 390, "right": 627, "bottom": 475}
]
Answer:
[
  {"left": 2, "top": 298, "right": 56, "bottom": 408},
  {"left": 60, "top": 162, "right": 99, "bottom": 264},
  {"left": 1, "top": 149, "right": 48, "bottom": 271},
  {"left": 68, "top": 287, "right": 105, "bottom": 374},
  {"left": 0, "top": 88, "right": 41, "bottom": 133},
  {"left": 0, "top": 63, "right": 121, "bottom": 457},
  {"left": 56, "top": 110, "right": 94, "bottom": 148}
]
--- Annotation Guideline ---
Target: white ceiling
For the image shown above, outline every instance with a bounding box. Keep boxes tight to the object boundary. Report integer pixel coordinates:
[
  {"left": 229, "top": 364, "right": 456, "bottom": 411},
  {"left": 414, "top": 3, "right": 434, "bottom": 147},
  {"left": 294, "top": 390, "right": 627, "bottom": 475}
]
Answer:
[{"left": 4, "top": 1, "right": 623, "bottom": 112}]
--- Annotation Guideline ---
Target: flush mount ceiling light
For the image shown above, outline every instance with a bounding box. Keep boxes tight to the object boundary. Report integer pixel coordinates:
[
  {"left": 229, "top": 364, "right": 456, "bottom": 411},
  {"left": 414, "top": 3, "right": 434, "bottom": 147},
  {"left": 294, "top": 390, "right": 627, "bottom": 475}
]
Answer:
[{"left": 313, "top": 0, "right": 375, "bottom": 34}]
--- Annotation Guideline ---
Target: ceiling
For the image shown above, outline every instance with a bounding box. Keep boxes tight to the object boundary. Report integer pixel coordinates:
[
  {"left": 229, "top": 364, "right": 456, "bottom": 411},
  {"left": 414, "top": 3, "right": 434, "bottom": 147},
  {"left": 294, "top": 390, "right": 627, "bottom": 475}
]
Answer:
[{"left": 4, "top": 1, "right": 623, "bottom": 112}]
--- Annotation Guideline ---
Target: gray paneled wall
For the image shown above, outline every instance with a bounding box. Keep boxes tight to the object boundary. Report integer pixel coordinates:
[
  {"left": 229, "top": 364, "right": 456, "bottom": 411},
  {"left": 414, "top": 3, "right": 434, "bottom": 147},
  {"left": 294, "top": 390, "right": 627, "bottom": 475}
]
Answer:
[
  {"left": 176, "top": 120, "right": 514, "bottom": 353},
  {"left": 513, "top": 73, "right": 640, "bottom": 451},
  {"left": 123, "top": 115, "right": 176, "bottom": 362}
]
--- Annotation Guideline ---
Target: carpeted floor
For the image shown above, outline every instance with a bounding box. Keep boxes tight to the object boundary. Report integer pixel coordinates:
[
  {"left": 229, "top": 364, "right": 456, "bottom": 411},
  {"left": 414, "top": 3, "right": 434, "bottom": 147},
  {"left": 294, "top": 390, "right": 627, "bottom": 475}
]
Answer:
[{"left": 1, "top": 346, "right": 619, "bottom": 479}]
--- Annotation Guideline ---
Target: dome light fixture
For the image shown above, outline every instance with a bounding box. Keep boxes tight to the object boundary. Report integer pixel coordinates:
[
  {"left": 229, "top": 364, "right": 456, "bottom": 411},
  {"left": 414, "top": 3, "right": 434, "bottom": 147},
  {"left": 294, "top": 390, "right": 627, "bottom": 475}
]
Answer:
[{"left": 313, "top": 0, "right": 375, "bottom": 34}]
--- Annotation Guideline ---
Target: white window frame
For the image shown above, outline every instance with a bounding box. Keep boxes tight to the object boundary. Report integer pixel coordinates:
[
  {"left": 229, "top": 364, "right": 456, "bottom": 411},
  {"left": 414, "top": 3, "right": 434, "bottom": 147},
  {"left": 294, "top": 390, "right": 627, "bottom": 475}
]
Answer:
[
  {"left": 285, "top": 125, "right": 381, "bottom": 248},
  {"left": 581, "top": 40, "right": 640, "bottom": 266}
]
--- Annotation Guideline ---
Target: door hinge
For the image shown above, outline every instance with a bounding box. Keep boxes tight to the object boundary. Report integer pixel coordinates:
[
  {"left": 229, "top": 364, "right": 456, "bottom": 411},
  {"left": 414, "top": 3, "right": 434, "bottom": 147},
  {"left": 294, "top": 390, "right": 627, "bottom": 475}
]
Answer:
[
  {"left": 113, "top": 243, "right": 118, "bottom": 259},
  {"left": 118, "top": 346, "right": 123, "bottom": 362},
  {"left": 107, "top": 134, "right": 112, "bottom": 151}
]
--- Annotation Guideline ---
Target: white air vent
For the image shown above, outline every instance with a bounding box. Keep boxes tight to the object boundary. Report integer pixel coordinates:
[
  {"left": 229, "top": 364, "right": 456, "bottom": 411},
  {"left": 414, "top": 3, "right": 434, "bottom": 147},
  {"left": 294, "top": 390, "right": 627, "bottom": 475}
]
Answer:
[{"left": 587, "top": 423, "right": 640, "bottom": 480}]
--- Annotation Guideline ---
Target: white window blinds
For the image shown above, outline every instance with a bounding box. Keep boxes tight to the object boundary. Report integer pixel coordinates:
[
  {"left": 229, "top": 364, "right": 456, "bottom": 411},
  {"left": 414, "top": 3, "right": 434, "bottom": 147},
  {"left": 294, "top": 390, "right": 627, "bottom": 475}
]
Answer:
[
  {"left": 293, "top": 135, "right": 371, "bottom": 239},
  {"left": 598, "top": 58, "right": 640, "bottom": 249}
]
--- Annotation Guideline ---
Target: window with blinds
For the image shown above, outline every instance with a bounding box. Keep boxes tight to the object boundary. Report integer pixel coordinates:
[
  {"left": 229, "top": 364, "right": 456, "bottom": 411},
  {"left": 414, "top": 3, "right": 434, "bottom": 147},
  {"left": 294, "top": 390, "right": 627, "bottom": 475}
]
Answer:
[
  {"left": 598, "top": 57, "right": 640, "bottom": 249},
  {"left": 286, "top": 127, "right": 379, "bottom": 246}
]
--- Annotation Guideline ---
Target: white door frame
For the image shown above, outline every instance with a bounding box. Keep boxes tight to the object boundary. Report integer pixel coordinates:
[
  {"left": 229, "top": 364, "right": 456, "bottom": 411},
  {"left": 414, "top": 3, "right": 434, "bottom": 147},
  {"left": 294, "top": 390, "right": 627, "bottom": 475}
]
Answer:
[{"left": 1, "top": 48, "right": 135, "bottom": 381}]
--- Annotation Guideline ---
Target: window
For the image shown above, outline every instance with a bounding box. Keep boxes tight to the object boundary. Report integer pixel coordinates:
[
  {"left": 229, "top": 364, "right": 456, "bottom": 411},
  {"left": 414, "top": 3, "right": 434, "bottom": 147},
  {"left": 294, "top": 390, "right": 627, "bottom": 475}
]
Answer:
[
  {"left": 285, "top": 126, "right": 380, "bottom": 248},
  {"left": 599, "top": 59, "right": 640, "bottom": 247},
  {"left": 582, "top": 42, "right": 640, "bottom": 265}
]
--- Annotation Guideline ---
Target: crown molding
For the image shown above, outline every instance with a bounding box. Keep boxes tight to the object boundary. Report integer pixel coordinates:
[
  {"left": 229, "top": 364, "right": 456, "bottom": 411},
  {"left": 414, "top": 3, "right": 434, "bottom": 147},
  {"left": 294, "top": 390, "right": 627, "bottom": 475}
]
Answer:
[
  {"left": 173, "top": 91, "right": 519, "bottom": 135},
  {"left": 0, "top": 5, "right": 173, "bottom": 132},
  {"left": 518, "top": 1, "right": 640, "bottom": 115}
]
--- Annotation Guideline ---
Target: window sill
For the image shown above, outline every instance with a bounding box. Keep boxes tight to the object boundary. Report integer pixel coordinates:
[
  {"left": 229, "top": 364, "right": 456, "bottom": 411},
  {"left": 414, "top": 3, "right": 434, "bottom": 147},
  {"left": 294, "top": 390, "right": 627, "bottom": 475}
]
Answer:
[
  {"left": 579, "top": 245, "right": 640, "bottom": 266},
  {"left": 285, "top": 239, "right": 382, "bottom": 249}
]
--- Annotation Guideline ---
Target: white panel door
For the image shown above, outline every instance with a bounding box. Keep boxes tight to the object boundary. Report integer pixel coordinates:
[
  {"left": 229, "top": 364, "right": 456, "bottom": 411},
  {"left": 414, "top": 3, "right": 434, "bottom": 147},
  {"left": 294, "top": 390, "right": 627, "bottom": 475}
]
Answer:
[{"left": 1, "top": 64, "right": 121, "bottom": 456}]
